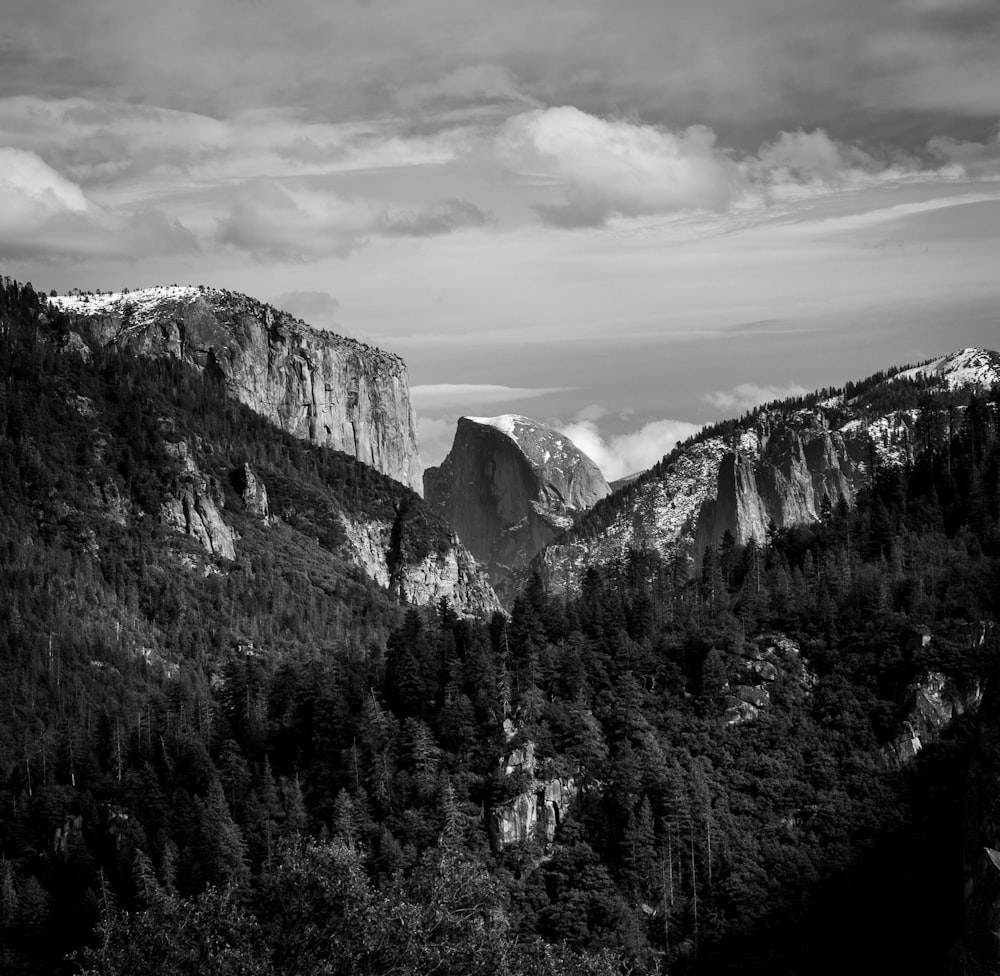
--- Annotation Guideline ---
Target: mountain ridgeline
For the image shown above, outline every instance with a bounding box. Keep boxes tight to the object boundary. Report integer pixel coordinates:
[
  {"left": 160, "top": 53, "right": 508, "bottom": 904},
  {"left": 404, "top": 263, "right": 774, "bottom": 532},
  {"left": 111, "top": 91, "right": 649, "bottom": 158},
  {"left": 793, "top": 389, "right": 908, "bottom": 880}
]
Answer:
[
  {"left": 5, "top": 270, "right": 1000, "bottom": 976},
  {"left": 541, "top": 347, "right": 1000, "bottom": 589}
]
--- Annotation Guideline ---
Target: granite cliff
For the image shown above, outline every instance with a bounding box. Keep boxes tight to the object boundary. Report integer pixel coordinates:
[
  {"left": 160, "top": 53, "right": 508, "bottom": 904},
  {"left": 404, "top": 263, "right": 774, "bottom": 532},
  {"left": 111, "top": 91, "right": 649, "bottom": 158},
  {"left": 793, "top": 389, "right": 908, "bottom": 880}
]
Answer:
[
  {"left": 424, "top": 415, "right": 609, "bottom": 594},
  {"left": 543, "top": 347, "right": 1000, "bottom": 590},
  {"left": 48, "top": 286, "right": 422, "bottom": 490}
]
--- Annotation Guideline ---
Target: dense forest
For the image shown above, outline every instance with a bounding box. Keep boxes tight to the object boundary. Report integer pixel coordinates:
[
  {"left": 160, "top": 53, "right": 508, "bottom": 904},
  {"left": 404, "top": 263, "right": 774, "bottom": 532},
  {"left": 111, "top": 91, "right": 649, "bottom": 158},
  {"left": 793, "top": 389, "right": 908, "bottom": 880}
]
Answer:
[{"left": 2, "top": 276, "right": 1000, "bottom": 974}]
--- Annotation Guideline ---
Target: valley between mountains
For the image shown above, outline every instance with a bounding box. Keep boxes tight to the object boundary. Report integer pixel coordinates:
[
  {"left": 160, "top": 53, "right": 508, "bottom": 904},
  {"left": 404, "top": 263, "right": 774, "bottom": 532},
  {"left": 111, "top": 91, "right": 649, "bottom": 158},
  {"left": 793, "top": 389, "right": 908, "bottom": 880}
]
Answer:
[{"left": 3, "top": 276, "right": 1000, "bottom": 975}]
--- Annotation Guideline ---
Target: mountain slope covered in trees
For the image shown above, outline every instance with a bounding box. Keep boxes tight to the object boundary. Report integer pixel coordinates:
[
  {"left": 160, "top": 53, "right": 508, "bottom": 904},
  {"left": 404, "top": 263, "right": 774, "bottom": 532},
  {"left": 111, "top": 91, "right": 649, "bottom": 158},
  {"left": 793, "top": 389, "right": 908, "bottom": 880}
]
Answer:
[{"left": 2, "top": 275, "right": 1000, "bottom": 975}]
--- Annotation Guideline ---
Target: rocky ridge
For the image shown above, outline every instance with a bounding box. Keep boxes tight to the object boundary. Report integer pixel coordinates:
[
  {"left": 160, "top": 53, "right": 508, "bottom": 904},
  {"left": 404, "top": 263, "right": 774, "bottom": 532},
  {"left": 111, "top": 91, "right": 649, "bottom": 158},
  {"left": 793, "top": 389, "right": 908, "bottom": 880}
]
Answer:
[
  {"left": 424, "top": 415, "right": 609, "bottom": 595},
  {"left": 48, "top": 286, "right": 422, "bottom": 491},
  {"left": 339, "top": 514, "right": 501, "bottom": 616},
  {"left": 159, "top": 438, "right": 238, "bottom": 562},
  {"left": 542, "top": 347, "right": 1000, "bottom": 590}
]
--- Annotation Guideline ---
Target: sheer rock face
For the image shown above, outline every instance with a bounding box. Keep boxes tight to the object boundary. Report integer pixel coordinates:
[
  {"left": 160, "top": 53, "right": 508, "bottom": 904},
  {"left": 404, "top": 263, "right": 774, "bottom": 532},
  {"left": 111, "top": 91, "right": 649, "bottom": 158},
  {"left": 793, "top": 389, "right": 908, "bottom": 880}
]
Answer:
[
  {"left": 233, "top": 463, "right": 269, "bottom": 521},
  {"left": 338, "top": 514, "right": 502, "bottom": 617},
  {"left": 544, "top": 409, "right": 877, "bottom": 589},
  {"left": 160, "top": 440, "right": 237, "bottom": 561},
  {"left": 49, "top": 287, "right": 421, "bottom": 491},
  {"left": 886, "top": 664, "right": 982, "bottom": 764},
  {"left": 424, "top": 415, "right": 609, "bottom": 593},
  {"left": 489, "top": 726, "right": 577, "bottom": 849},
  {"left": 691, "top": 414, "right": 872, "bottom": 557}
]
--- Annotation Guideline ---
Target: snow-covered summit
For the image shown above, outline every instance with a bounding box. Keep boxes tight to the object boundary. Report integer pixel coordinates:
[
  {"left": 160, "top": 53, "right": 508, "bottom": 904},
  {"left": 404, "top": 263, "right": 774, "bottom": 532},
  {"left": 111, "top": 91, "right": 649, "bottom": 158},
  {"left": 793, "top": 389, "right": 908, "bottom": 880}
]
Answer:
[
  {"left": 462, "top": 415, "right": 589, "bottom": 473},
  {"left": 464, "top": 414, "right": 527, "bottom": 438},
  {"left": 49, "top": 286, "right": 203, "bottom": 325},
  {"left": 893, "top": 347, "right": 1000, "bottom": 391}
]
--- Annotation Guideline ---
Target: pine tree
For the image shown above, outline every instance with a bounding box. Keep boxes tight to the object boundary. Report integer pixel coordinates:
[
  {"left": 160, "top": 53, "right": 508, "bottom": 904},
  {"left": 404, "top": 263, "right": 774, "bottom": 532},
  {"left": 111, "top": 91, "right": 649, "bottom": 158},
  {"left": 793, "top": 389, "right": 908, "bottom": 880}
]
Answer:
[{"left": 196, "top": 778, "right": 250, "bottom": 886}]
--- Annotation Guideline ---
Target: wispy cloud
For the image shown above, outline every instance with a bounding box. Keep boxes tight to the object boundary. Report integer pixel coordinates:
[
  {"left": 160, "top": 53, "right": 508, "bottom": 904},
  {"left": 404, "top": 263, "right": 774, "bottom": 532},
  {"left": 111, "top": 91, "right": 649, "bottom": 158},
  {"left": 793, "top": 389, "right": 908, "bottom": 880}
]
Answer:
[
  {"left": 411, "top": 383, "right": 570, "bottom": 409},
  {"left": 705, "top": 382, "right": 810, "bottom": 413},
  {"left": 378, "top": 199, "right": 493, "bottom": 237}
]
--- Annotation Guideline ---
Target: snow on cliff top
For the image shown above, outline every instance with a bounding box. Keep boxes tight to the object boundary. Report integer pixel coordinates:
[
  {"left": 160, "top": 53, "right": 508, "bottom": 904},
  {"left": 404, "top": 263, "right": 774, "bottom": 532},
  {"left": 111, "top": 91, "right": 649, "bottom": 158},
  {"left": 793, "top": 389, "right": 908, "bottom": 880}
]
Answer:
[
  {"left": 49, "top": 286, "right": 201, "bottom": 320},
  {"left": 463, "top": 415, "right": 573, "bottom": 459},
  {"left": 47, "top": 285, "right": 400, "bottom": 361},
  {"left": 893, "top": 347, "right": 1000, "bottom": 390},
  {"left": 463, "top": 415, "right": 605, "bottom": 484},
  {"left": 465, "top": 414, "right": 527, "bottom": 438}
]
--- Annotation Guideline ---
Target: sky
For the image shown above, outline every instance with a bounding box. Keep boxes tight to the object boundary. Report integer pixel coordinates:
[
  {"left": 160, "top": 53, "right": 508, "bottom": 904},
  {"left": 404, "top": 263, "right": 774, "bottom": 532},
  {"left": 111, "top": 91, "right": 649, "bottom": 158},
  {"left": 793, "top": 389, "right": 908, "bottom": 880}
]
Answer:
[{"left": 2, "top": 0, "right": 999, "bottom": 480}]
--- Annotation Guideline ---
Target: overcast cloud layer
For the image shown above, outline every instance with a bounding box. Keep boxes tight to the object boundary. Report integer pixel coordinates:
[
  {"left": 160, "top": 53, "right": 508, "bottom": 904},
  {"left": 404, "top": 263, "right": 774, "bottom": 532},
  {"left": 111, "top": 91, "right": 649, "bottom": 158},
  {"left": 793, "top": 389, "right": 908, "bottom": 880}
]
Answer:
[{"left": 2, "top": 0, "right": 999, "bottom": 476}]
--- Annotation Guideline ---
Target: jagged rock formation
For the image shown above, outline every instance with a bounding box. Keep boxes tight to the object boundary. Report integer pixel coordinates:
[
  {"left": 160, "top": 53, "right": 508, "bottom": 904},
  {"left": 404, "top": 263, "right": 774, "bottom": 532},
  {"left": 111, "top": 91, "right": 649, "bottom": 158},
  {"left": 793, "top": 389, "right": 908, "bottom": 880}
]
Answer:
[
  {"left": 886, "top": 668, "right": 982, "bottom": 764},
  {"left": 160, "top": 439, "right": 237, "bottom": 560},
  {"left": 543, "top": 347, "right": 1000, "bottom": 590},
  {"left": 489, "top": 725, "right": 578, "bottom": 850},
  {"left": 48, "top": 286, "right": 421, "bottom": 490},
  {"left": 339, "top": 514, "right": 501, "bottom": 617},
  {"left": 723, "top": 635, "right": 816, "bottom": 726},
  {"left": 233, "top": 463, "right": 270, "bottom": 521},
  {"left": 424, "top": 415, "right": 609, "bottom": 594}
]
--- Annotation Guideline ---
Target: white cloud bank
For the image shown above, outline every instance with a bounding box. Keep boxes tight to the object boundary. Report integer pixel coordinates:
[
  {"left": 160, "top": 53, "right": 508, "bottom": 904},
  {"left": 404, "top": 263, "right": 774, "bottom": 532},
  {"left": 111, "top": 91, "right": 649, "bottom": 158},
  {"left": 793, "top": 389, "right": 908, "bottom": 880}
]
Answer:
[
  {"left": 704, "top": 382, "right": 809, "bottom": 413},
  {"left": 559, "top": 416, "right": 702, "bottom": 482},
  {"left": 0, "top": 146, "right": 196, "bottom": 260},
  {"left": 498, "top": 106, "right": 740, "bottom": 226},
  {"left": 495, "top": 107, "right": 996, "bottom": 226}
]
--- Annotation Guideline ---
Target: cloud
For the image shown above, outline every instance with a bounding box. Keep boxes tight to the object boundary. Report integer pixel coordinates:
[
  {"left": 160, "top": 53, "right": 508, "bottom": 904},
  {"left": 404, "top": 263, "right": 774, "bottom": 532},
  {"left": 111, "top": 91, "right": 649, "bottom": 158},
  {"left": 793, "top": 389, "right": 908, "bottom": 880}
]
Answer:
[
  {"left": 927, "top": 127, "right": 1000, "bottom": 177},
  {"left": 378, "top": 199, "right": 493, "bottom": 237},
  {"left": 498, "top": 106, "right": 740, "bottom": 226},
  {"left": 396, "top": 64, "right": 538, "bottom": 113},
  {"left": 495, "top": 109, "right": 952, "bottom": 227},
  {"left": 0, "top": 147, "right": 197, "bottom": 260},
  {"left": 411, "top": 383, "right": 569, "bottom": 410},
  {"left": 272, "top": 290, "right": 340, "bottom": 326},
  {"left": 558, "top": 417, "right": 702, "bottom": 482},
  {"left": 1, "top": 0, "right": 998, "bottom": 151},
  {"left": 571, "top": 403, "right": 611, "bottom": 423},
  {"left": 417, "top": 414, "right": 460, "bottom": 474},
  {"left": 216, "top": 181, "right": 489, "bottom": 258},
  {"left": 215, "top": 181, "right": 373, "bottom": 258},
  {"left": 754, "top": 129, "right": 880, "bottom": 182},
  {"left": 0, "top": 96, "right": 474, "bottom": 189},
  {"left": 704, "top": 381, "right": 809, "bottom": 413}
]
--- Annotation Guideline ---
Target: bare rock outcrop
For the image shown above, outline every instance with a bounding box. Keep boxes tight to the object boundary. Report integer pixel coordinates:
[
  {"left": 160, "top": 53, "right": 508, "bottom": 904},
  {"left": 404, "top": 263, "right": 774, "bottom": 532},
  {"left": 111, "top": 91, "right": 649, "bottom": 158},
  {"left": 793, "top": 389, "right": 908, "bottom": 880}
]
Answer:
[
  {"left": 339, "top": 514, "right": 501, "bottom": 618},
  {"left": 49, "top": 287, "right": 421, "bottom": 490},
  {"left": 723, "top": 635, "right": 816, "bottom": 726},
  {"left": 489, "top": 725, "right": 578, "bottom": 850},
  {"left": 160, "top": 439, "right": 237, "bottom": 560},
  {"left": 233, "top": 463, "right": 269, "bottom": 521}
]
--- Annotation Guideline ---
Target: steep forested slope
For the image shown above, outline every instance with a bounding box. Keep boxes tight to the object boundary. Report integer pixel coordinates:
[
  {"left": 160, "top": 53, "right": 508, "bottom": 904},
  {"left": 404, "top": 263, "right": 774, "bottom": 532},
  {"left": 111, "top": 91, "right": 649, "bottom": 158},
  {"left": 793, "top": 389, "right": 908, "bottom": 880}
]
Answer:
[{"left": 3, "top": 275, "right": 1000, "bottom": 975}]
